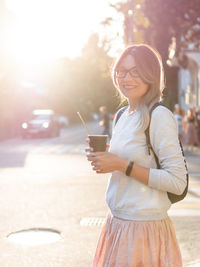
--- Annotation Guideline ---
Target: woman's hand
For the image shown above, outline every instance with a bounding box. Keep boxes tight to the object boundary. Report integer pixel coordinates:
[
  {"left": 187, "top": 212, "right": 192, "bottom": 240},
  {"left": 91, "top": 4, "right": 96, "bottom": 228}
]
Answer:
[
  {"left": 86, "top": 151, "right": 127, "bottom": 174},
  {"left": 85, "top": 137, "right": 126, "bottom": 173}
]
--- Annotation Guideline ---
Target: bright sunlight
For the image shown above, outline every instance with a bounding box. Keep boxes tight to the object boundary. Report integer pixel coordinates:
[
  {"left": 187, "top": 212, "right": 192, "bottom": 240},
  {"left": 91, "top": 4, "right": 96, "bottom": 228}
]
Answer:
[{"left": 6, "top": 0, "right": 121, "bottom": 68}]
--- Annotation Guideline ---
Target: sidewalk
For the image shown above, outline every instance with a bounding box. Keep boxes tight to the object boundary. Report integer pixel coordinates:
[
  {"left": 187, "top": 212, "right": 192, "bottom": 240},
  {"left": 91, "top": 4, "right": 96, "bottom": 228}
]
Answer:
[{"left": 171, "top": 147, "right": 200, "bottom": 266}]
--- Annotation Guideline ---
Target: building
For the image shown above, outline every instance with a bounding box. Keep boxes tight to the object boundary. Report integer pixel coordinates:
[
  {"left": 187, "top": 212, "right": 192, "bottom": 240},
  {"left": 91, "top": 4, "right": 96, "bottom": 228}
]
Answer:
[{"left": 178, "top": 50, "right": 200, "bottom": 111}]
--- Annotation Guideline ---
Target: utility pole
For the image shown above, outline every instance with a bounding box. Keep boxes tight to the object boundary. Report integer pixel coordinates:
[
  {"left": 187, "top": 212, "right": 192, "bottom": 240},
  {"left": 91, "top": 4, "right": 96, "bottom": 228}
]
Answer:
[{"left": 124, "top": 0, "right": 134, "bottom": 44}]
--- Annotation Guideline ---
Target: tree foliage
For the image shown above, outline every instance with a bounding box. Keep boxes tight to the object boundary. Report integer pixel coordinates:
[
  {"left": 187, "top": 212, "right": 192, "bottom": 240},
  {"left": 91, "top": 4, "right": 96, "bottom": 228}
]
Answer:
[
  {"left": 103, "top": 0, "right": 200, "bottom": 109},
  {"left": 36, "top": 33, "right": 118, "bottom": 122},
  {"left": 141, "top": 0, "right": 200, "bottom": 108},
  {"left": 142, "top": 0, "right": 200, "bottom": 61}
]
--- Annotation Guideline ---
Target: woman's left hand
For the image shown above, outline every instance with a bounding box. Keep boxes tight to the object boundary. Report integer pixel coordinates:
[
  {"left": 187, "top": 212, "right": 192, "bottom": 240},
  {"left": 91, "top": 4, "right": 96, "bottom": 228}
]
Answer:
[{"left": 87, "top": 151, "right": 125, "bottom": 173}]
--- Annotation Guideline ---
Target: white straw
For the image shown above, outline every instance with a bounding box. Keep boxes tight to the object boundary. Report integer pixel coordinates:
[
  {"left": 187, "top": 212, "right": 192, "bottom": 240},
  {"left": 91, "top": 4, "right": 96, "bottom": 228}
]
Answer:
[{"left": 77, "top": 112, "right": 91, "bottom": 135}]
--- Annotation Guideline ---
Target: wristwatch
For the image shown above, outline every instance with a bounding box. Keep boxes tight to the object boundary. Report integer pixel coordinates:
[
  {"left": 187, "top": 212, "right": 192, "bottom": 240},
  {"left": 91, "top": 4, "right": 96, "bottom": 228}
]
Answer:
[{"left": 125, "top": 161, "right": 134, "bottom": 176}]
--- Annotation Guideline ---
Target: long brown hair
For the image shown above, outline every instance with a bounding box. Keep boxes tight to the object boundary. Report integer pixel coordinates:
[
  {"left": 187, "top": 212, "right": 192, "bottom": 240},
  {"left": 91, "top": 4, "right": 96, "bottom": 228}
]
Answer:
[{"left": 112, "top": 44, "right": 165, "bottom": 108}]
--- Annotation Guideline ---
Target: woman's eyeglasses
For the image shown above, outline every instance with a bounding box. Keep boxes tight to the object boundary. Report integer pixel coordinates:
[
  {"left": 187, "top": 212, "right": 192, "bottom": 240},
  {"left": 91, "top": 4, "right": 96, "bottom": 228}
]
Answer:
[{"left": 116, "top": 67, "right": 140, "bottom": 79}]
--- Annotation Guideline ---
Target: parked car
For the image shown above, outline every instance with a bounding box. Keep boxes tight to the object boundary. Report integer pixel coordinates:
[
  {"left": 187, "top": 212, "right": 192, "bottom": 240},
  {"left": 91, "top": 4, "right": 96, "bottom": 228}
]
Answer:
[{"left": 21, "top": 109, "right": 60, "bottom": 138}]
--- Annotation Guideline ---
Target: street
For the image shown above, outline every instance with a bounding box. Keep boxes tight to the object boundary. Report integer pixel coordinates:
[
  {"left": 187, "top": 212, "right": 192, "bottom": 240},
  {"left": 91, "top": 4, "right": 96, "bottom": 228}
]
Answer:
[{"left": 0, "top": 121, "right": 199, "bottom": 267}]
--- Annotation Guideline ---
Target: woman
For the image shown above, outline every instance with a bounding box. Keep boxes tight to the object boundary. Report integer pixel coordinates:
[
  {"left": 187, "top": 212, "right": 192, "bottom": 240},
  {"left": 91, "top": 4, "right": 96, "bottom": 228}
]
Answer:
[
  {"left": 99, "top": 106, "right": 111, "bottom": 138},
  {"left": 184, "top": 108, "right": 199, "bottom": 151},
  {"left": 86, "top": 44, "right": 187, "bottom": 266},
  {"left": 173, "top": 104, "right": 184, "bottom": 142}
]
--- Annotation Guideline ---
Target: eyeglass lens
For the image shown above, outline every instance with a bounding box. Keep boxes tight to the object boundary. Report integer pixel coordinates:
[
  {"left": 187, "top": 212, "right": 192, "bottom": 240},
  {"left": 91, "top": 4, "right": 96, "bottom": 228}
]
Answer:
[{"left": 116, "top": 68, "right": 140, "bottom": 78}]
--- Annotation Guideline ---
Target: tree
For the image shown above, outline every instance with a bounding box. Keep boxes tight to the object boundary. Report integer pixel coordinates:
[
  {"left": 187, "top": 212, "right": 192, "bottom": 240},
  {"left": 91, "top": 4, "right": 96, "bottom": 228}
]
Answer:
[
  {"left": 80, "top": 34, "right": 118, "bottom": 113},
  {"left": 39, "top": 33, "right": 118, "bottom": 123},
  {"left": 141, "top": 0, "right": 200, "bottom": 108},
  {"left": 102, "top": 0, "right": 200, "bottom": 108},
  {"left": 104, "top": 0, "right": 148, "bottom": 46},
  {"left": 142, "top": 0, "right": 200, "bottom": 62}
]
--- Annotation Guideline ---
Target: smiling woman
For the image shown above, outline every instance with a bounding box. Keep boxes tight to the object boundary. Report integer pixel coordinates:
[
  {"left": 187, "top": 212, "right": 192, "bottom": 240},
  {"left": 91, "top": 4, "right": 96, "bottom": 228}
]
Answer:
[{"left": 5, "top": 0, "right": 119, "bottom": 67}]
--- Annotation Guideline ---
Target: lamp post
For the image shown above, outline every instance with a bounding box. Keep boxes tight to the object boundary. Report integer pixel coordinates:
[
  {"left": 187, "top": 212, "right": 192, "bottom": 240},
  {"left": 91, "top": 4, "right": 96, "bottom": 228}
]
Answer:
[{"left": 124, "top": 0, "right": 134, "bottom": 44}]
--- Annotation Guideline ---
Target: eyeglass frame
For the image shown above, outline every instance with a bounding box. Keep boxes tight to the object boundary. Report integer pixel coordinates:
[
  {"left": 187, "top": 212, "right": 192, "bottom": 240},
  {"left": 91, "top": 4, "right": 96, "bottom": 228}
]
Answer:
[{"left": 115, "top": 67, "right": 141, "bottom": 79}]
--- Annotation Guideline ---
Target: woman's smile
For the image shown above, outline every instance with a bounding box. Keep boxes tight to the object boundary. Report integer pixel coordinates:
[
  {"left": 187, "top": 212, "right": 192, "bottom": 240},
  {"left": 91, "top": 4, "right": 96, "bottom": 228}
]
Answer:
[{"left": 123, "top": 84, "right": 138, "bottom": 90}]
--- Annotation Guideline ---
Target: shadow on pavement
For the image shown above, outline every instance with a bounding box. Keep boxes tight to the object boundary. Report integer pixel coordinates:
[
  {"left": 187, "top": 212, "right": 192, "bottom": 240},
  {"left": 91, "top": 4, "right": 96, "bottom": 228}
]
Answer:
[{"left": 0, "top": 151, "right": 28, "bottom": 168}]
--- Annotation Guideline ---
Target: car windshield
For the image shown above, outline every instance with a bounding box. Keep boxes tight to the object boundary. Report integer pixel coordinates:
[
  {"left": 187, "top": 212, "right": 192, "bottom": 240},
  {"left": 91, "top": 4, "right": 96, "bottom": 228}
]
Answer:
[{"left": 31, "top": 114, "right": 52, "bottom": 120}]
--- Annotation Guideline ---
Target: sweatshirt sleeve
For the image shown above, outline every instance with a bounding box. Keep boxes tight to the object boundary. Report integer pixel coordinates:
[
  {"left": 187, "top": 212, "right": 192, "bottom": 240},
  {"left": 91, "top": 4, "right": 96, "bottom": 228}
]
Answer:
[{"left": 148, "top": 106, "right": 188, "bottom": 195}]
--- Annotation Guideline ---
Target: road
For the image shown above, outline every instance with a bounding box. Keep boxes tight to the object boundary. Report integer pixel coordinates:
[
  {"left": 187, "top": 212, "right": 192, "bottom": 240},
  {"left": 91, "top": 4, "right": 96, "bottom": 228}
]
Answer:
[
  {"left": 0, "top": 121, "right": 199, "bottom": 267},
  {"left": 0, "top": 121, "right": 106, "bottom": 267}
]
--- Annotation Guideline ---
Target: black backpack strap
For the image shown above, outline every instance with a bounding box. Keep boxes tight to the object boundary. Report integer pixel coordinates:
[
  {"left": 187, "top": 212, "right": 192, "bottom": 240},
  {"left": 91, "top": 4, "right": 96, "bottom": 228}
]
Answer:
[
  {"left": 145, "top": 102, "right": 189, "bottom": 204},
  {"left": 145, "top": 102, "right": 164, "bottom": 158},
  {"left": 114, "top": 106, "right": 127, "bottom": 126}
]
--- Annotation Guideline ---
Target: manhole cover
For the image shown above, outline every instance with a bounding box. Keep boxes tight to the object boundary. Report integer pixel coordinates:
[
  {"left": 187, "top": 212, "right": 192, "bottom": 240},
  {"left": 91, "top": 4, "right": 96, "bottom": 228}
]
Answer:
[{"left": 7, "top": 228, "right": 61, "bottom": 246}]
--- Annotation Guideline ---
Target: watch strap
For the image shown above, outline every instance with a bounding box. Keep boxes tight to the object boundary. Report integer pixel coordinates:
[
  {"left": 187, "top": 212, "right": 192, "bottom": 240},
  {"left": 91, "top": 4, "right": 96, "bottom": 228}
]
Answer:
[{"left": 125, "top": 161, "right": 134, "bottom": 176}]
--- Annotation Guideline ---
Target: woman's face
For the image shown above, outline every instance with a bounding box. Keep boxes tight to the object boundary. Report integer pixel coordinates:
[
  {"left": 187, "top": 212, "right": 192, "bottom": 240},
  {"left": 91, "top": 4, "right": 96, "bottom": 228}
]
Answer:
[{"left": 116, "top": 54, "right": 149, "bottom": 102}]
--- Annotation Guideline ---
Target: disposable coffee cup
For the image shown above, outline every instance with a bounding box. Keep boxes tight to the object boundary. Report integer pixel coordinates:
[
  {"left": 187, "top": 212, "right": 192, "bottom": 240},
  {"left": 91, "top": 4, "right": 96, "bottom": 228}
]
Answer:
[{"left": 88, "top": 135, "right": 108, "bottom": 152}]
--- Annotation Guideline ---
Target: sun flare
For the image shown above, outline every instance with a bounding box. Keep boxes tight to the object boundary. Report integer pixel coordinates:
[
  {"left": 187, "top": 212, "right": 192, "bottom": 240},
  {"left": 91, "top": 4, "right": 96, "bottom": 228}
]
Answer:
[
  {"left": 4, "top": 0, "right": 124, "bottom": 76},
  {"left": 6, "top": 0, "right": 115, "bottom": 64}
]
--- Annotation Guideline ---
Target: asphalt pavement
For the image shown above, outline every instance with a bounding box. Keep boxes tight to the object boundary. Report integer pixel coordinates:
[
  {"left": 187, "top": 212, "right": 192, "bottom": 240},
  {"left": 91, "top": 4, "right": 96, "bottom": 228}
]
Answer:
[{"left": 0, "top": 121, "right": 199, "bottom": 267}]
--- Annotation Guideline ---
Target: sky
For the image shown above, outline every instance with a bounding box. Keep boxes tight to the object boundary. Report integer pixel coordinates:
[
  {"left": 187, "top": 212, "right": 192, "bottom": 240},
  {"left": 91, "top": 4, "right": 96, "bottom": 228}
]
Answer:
[{"left": 5, "top": 0, "right": 124, "bottom": 66}]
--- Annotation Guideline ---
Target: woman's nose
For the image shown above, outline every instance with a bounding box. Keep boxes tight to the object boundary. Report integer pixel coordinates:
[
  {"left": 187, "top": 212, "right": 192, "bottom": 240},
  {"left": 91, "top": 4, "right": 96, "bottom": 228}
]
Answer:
[{"left": 124, "top": 71, "right": 132, "bottom": 80}]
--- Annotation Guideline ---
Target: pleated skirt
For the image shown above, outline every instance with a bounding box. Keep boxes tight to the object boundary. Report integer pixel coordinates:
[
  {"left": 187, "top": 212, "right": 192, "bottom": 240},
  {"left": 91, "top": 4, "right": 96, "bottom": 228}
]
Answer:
[{"left": 92, "top": 214, "right": 182, "bottom": 267}]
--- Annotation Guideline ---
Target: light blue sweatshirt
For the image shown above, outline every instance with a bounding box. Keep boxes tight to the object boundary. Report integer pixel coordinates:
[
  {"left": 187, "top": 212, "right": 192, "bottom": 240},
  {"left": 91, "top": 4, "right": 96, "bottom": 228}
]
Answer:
[{"left": 106, "top": 106, "right": 187, "bottom": 221}]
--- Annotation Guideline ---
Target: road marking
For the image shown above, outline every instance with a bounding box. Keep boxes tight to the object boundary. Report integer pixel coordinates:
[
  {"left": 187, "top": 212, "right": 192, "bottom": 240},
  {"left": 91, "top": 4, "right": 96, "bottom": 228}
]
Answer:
[
  {"left": 169, "top": 209, "right": 200, "bottom": 216},
  {"left": 44, "top": 145, "right": 64, "bottom": 153},
  {"left": 30, "top": 144, "right": 77, "bottom": 154},
  {"left": 189, "top": 173, "right": 200, "bottom": 177},
  {"left": 189, "top": 180, "right": 200, "bottom": 184},
  {"left": 80, "top": 208, "right": 200, "bottom": 227},
  {"left": 188, "top": 188, "right": 200, "bottom": 193},
  {"left": 80, "top": 217, "right": 106, "bottom": 227},
  {"left": 55, "top": 145, "right": 76, "bottom": 154},
  {"left": 186, "top": 260, "right": 200, "bottom": 266},
  {"left": 182, "top": 198, "right": 200, "bottom": 202}
]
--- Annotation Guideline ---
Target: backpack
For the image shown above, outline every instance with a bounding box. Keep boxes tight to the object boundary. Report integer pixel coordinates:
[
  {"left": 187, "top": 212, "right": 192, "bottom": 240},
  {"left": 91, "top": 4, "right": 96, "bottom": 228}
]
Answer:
[{"left": 114, "top": 102, "right": 189, "bottom": 204}]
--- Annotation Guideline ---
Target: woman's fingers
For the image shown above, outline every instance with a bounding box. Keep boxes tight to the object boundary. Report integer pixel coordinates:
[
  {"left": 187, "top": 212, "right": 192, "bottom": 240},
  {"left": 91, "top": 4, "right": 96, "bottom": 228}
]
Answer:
[
  {"left": 86, "top": 152, "right": 98, "bottom": 161},
  {"left": 87, "top": 155, "right": 98, "bottom": 162},
  {"left": 85, "top": 138, "right": 90, "bottom": 144},
  {"left": 91, "top": 163, "right": 98, "bottom": 168},
  {"left": 85, "top": 139, "right": 109, "bottom": 173},
  {"left": 85, "top": 147, "right": 93, "bottom": 153},
  {"left": 85, "top": 138, "right": 94, "bottom": 153},
  {"left": 106, "top": 143, "right": 110, "bottom": 152}
]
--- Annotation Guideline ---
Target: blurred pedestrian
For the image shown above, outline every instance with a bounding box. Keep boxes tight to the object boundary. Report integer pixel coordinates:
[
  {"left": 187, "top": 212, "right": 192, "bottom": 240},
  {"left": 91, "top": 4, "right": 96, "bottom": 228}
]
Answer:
[
  {"left": 184, "top": 109, "right": 199, "bottom": 151},
  {"left": 86, "top": 44, "right": 187, "bottom": 266},
  {"left": 196, "top": 105, "right": 200, "bottom": 143},
  {"left": 173, "top": 104, "right": 184, "bottom": 142},
  {"left": 99, "top": 106, "right": 110, "bottom": 138}
]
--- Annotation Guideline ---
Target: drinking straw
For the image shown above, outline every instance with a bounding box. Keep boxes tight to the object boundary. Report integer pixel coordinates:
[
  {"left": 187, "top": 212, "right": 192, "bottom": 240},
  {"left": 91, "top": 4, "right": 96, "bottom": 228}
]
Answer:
[{"left": 77, "top": 112, "right": 91, "bottom": 135}]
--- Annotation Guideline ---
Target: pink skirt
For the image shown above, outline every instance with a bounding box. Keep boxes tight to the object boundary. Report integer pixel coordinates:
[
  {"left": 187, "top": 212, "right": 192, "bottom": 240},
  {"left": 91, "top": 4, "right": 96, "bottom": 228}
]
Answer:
[{"left": 92, "top": 214, "right": 182, "bottom": 267}]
